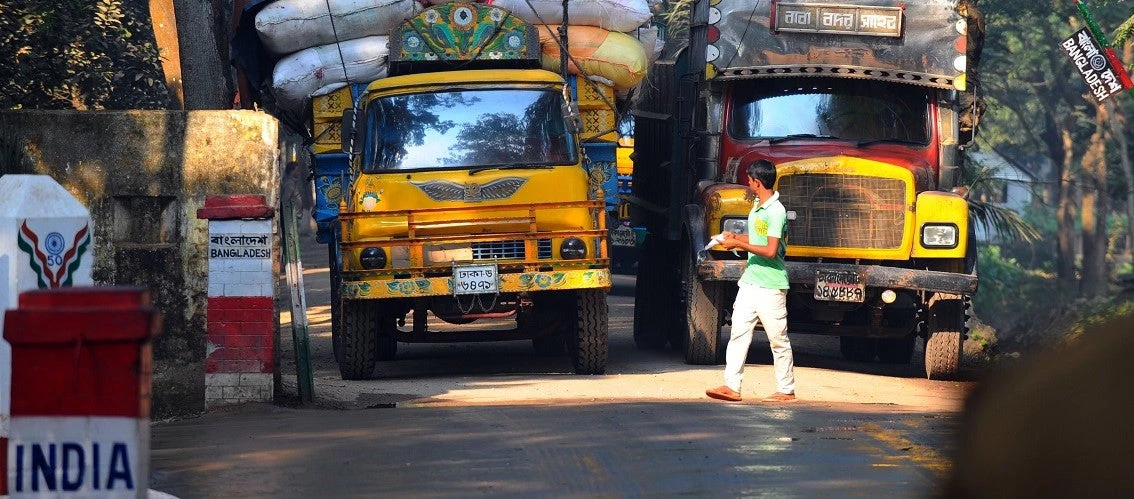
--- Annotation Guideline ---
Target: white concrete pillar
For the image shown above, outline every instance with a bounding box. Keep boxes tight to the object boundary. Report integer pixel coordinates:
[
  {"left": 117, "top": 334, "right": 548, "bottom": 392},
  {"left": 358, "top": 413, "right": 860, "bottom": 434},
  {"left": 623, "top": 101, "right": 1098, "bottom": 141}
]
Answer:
[{"left": 0, "top": 174, "right": 94, "bottom": 495}]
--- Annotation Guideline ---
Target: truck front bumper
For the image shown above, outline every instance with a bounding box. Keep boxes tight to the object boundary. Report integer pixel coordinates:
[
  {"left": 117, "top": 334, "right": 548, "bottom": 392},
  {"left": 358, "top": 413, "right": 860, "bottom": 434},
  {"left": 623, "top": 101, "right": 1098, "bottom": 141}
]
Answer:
[
  {"left": 697, "top": 260, "right": 977, "bottom": 296},
  {"left": 343, "top": 267, "right": 612, "bottom": 299}
]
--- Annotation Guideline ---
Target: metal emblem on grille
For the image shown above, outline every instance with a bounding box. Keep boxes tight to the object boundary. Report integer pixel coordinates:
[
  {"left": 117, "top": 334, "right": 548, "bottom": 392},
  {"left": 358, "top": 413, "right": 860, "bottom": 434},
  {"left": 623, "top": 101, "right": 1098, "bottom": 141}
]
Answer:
[{"left": 411, "top": 177, "right": 527, "bottom": 202}]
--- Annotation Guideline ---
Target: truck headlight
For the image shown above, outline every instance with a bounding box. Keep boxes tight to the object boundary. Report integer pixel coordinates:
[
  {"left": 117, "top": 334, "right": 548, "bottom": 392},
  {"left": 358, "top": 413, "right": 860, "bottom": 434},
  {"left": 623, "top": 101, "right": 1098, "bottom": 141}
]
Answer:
[
  {"left": 721, "top": 217, "right": 747, "bottom": 235},
  {"left": 921, "top": 224, "right": 958, "bottom": 249},
  {"left": 359, "top": 247, "right": 387, "bottom": 269},
  {"left": 560, "top": 237, "right": 587, "bottom": 259}
]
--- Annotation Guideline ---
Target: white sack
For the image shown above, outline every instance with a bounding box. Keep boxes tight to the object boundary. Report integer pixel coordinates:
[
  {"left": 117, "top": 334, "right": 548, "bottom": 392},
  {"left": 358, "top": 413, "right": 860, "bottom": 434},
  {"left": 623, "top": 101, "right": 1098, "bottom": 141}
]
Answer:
[
  {"left": 491, "top": 0, "right": 652, "bottom": 33},
  {"left": 633, "top": 25, "right": 662, "bottom": 64},
  {"left": 256, "top": 0, "right": 420, "bottom": 55},
  {"left": 272, "top": 36, "right": 389, "bottom": 113}
]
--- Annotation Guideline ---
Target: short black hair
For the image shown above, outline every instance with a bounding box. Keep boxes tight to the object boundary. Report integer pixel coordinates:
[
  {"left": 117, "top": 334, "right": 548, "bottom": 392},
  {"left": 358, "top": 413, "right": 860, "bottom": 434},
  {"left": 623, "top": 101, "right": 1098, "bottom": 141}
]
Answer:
[{"left": 746, "top": 159, "right": 777, "bottom": 188}]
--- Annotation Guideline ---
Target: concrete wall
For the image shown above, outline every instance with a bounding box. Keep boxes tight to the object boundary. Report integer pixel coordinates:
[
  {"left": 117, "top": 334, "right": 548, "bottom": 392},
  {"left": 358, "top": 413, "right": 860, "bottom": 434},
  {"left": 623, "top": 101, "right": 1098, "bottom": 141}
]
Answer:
[{"left": 0, "top": 110, "right": 280, "bottom": 419}]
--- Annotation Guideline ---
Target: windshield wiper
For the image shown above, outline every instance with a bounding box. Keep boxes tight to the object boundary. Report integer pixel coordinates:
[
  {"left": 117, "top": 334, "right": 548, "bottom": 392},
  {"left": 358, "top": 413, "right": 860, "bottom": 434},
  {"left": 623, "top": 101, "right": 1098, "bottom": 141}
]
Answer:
[
  {"left": 856, "top": 138, "right": 928, "bottom": 147},
  {"left": 468, "top": 164, "right": 555, "bottom": 176},
  {"left": 767, "top": 133, "right": 838, "bottom": 144}
]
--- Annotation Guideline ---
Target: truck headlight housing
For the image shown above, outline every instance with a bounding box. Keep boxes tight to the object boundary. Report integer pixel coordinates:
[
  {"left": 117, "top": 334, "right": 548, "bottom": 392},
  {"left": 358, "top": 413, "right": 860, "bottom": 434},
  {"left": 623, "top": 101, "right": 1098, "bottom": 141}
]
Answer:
[
  {"left": 359, "top": 247, "right": 387, "bottom": 269},
  {"left": 921, "top": 224, "right": 959, "bottom": 249},
  {"left": 560, "top": 237, "right": 587, "bottom": 259},
  {"left": 721, "top": 217, "right": 747, "bottom": 235}
]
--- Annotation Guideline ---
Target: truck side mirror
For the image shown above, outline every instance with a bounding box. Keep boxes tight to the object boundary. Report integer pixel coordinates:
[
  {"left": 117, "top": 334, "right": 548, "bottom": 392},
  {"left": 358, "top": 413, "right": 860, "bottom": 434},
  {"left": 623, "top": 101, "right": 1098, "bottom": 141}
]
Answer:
[{"left": 341, "top": 108, "right": 359, "bottom": 155}]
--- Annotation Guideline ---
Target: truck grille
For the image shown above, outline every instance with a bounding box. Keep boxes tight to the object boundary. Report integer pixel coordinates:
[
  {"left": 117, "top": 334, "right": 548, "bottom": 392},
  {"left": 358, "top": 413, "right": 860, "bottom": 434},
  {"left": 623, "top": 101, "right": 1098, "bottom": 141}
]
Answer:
[
  {"left": 472, "top": 240, "right": 525, "bottom": 260},
  {"left": 470, "top": 239, "right": 554, "bottom": 260},
  {"left": 778, "top": 174, "right": 907, "bottom": 249}
]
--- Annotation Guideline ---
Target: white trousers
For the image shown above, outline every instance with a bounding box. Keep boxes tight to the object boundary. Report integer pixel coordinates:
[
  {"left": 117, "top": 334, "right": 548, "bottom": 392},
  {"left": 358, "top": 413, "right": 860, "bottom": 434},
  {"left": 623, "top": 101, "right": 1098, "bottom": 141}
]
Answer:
[{"left": 724, "top": 282, "right": 794, "bottom": 395}]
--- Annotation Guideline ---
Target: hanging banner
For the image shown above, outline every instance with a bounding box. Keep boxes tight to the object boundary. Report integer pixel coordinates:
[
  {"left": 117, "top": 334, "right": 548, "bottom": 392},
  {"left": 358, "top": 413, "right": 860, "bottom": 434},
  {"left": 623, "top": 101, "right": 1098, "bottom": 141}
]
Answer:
[{"left": 1061, "top": 28, "right": 1125, "bottom": 103}]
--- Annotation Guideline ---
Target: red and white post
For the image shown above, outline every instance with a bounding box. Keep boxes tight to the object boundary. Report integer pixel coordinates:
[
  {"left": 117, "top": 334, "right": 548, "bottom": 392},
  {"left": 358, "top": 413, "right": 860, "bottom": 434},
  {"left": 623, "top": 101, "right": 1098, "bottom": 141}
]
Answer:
[
  {"left": 4, "top": 287, "right": 158, "bottom": 498},
  {"left": 196, "top": 195, "right": 276, "bottom": 408}
]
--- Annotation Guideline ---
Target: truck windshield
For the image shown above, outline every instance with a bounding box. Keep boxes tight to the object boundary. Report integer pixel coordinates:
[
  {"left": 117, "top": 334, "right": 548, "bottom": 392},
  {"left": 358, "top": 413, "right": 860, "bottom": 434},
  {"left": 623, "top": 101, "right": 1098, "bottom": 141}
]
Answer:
[
  {"left": 362, "top": 88, "right": 577, "bottom": 172},
  {"left": 728, "top": 78, "right": 930, "bottom": 145}
]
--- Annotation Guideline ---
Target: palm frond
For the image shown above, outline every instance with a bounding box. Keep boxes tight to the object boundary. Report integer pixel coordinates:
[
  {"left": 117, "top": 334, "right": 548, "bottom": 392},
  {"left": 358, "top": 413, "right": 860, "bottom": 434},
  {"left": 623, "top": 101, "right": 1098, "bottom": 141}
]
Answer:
[{"left": 963, "top": 154, "right": 1043, "bottom": 243}]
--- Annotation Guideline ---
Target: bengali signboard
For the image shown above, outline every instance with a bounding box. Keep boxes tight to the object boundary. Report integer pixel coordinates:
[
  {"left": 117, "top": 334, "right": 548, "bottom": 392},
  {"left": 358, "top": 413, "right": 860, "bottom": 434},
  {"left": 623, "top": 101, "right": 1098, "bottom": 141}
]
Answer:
[
  {"left": 1061, "top": 28, "right": 1125, "bottom": 103},
  {"left": 209, "top": 233, "right": 271, "bottom": 259},
  {"left": 774, "top": 2, "right": 903, "bottom": 38}
]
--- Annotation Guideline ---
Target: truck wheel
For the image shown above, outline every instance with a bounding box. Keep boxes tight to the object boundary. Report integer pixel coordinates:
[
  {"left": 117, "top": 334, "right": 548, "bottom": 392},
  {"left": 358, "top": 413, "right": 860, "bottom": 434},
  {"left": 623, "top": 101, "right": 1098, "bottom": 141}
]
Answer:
[
  {"left": 340, "top": 299, "right": 379, "bottom": 380},
  {"left": 840, "top": 337, "right": 876, "bottom": 362},
  {"left": 877, "top": 336, "right": 916, "bottom": 364},
  {"left": 571, "top": 289, "right": 608, "bottom": 374},
  {"left": 329, "top": 239, "right": 343, "bottom": 364},
  {"left": 633, "top": 237, "right": 667, "bottom": 350},
  {"left": 684, "top": 246, "right": 724, "bottom": 365},
  {"left": 924, "top": 296, "right": 964, "bottom": 380}
]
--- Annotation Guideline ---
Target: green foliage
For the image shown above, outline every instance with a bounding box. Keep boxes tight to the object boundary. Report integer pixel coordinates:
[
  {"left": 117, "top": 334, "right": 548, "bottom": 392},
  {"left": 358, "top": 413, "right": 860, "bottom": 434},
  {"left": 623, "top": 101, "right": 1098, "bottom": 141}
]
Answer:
[
  {"left": 0, "top": 0, "right": 171, "bottom": 110},
  {"left": 973, "top": 245, "right": 1068, "bottom": 336}
]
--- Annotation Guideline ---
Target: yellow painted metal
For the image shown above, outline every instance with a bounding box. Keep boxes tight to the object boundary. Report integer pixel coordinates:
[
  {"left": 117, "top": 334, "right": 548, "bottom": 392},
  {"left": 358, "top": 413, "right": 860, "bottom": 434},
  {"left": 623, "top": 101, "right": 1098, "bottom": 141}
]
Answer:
[
  {"left": 344, "top": 167, "right": 593, "bottom": 240},
  {"left": 336, "top": 68, "right": 612, "bottom": 296},
  {"left": 616, "top": 138, "right": 634, "bottom": 176},
  {"left": 911, "top": 190, "right": 969, "bottom": 259},
  {"left": 364, "top": 69, "right": 565, "bottom": 100},
  {"left": 702, "top": 183, "right": 752, "bottom": 238},
  {"left": 342, "top": 267, "right": 612, "bottom": 299},
  {"left": 700, "top": 156, "right": 919, "bottom": 260},
  {"left": 775, "top": 156, "right": 916, "bottom": 260}
]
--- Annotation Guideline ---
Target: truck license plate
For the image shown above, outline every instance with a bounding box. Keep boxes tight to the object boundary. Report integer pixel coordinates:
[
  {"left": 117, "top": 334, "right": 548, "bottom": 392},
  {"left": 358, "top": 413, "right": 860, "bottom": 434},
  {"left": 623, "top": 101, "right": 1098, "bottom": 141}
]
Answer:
[
  {"left": 814, "top": 270, "right": 865, "bottom": 303},
  {"left": 453, "top": 264, "right": 499, "bottom": 295},
  {"left": 611, "top": 226, "right": 636, "bottom": 247}
]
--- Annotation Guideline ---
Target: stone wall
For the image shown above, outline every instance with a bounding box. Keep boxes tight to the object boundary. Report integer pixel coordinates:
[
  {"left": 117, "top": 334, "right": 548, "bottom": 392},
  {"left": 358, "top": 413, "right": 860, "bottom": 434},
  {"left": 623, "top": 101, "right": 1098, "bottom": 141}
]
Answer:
[{"left": 0, "top": 110, "right": 280, "bottom": 419}]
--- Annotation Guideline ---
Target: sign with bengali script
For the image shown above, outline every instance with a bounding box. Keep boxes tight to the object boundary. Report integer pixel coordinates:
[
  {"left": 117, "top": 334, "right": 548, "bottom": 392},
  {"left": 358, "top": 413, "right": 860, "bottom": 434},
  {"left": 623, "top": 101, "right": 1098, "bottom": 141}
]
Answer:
[
  {"left": 774, "top": 3, "right": 903, "bottom": 38},
  {"left": 209, "top": 233, "right": 271, "bottom": 259},
  {"left": 1061, "top": 28, "right": 1125, "bottom": 103}
]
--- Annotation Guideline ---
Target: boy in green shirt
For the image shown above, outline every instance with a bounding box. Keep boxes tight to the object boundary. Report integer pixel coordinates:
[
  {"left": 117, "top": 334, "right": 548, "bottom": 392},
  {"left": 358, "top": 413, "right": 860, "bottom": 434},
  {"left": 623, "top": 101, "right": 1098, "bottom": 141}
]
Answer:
[{"left": 706, "top": 160, "right": 796, "bottom": 403}]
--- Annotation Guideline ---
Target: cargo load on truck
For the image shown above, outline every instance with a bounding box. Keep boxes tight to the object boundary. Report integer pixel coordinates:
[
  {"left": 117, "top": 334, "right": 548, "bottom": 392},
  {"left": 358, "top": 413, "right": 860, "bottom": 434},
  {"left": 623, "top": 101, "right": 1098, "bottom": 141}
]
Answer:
[{"left": 631, "top": 0, "right": 982, "bottom": 379}]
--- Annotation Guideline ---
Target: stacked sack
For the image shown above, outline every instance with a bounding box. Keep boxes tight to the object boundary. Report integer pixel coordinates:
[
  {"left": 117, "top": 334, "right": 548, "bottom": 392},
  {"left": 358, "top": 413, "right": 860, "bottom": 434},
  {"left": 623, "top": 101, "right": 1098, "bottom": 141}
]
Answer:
[
  {"left": 257, "top": 0, "right": 422, "bottom": 113},
  {"left": 490, "top": 0, "right": 660, "bottom": 92}
]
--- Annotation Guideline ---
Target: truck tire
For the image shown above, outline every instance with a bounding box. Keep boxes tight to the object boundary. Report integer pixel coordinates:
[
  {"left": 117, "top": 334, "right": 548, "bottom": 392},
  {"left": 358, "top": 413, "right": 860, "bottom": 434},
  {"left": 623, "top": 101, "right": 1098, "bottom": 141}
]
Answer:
[
  {"left": 839, "top": 337, "right": 876, "bottom": 362},
  {"left": 571, "top": 289, "right": 608, "bottom": 374},
  {"left": 925, "top": 296, "right": 964, "bottom": 380},
  {"left": 329, "top": 239, "right": 343, "bottom": 364},
  {"left": 877, "top": 336, "right": 916, "bottom": 364},
  {"left": 683, "top": 243, "right": 724, "bottom": 365},
  {"left": 340, "top": 299, "right": 379, "bottom": 380}
]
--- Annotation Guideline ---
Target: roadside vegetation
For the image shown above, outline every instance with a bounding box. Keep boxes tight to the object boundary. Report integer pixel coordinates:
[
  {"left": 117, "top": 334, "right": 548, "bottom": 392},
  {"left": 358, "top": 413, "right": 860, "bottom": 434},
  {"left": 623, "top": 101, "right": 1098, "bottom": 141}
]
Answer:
[{"left": 967, "top": 0, "right": 1134, "bottom": 360}]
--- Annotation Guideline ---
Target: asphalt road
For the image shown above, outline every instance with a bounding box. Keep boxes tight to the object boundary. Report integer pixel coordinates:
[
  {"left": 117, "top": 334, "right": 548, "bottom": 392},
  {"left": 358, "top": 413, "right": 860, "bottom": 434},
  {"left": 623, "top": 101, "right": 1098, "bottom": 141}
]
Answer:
[{"left": 149, "top": 237, "right": 976, "bottom": 497}]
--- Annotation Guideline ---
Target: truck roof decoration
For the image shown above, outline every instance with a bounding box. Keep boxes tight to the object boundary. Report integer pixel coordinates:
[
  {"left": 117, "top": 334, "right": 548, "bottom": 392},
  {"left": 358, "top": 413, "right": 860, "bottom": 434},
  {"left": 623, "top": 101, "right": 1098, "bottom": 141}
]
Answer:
[
  {"left": 707, "top": 0, "right": 968, "bottom": 90},
  {"left": 388, "top": 3, "right": 541, "bottom": 77}
]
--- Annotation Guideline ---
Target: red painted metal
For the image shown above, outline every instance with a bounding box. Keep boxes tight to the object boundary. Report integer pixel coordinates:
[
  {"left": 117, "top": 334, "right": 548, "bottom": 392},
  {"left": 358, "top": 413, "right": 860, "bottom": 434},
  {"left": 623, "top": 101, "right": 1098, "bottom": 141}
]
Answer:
[{"left": 196, "top": 194, "right": 274, "bottom": 220}]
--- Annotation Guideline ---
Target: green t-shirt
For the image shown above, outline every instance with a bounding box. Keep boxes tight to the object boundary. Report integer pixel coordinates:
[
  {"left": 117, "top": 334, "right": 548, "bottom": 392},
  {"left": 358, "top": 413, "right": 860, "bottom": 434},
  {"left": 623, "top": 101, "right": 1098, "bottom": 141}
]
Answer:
[{"left": 739, "top": 191, "right": 789, "bottom": 290}]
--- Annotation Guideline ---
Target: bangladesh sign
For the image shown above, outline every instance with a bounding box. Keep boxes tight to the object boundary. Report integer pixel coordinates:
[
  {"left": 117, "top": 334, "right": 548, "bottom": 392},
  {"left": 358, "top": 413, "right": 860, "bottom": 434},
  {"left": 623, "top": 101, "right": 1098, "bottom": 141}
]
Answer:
[{"left": 1061, "top": 28, "right": 1126, "bottom": 103}]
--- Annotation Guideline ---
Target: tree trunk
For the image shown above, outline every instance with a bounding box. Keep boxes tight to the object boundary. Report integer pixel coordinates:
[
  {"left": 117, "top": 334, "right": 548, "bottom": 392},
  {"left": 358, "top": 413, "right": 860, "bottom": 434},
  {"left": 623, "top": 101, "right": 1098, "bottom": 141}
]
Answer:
[
  {"left": 1080, "top": 102, "right": 1109, "bottom": 298},
  {"left": 1057, "top": 129, "right": 1079, "bottom": 287},
  {"left": 172, "top": 0, "right": 234, "bottom": 109},
  {"left": 1117, "top": 40, "right": 1134, "bottom": 259},
  {"left": 149, "top": 0, "right": 185, "bottom": 109}
]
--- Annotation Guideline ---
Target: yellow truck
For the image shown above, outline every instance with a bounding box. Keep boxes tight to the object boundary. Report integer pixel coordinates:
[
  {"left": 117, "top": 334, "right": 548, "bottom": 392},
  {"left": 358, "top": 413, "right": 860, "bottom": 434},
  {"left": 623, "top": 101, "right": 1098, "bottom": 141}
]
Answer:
[{"left": 328, "top": 4, "right": 610, "bottom": 379}]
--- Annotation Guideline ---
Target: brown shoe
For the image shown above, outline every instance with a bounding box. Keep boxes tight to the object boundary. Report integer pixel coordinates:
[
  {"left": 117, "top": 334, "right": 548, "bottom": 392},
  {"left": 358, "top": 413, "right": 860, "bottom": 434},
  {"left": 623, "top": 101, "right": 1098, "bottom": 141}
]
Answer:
[
  {"left": 706, "top": 386, "right": 743, "bottom": 402},
  {"left": 761, "top": 392, "right": 797, "bottom": 403}
]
